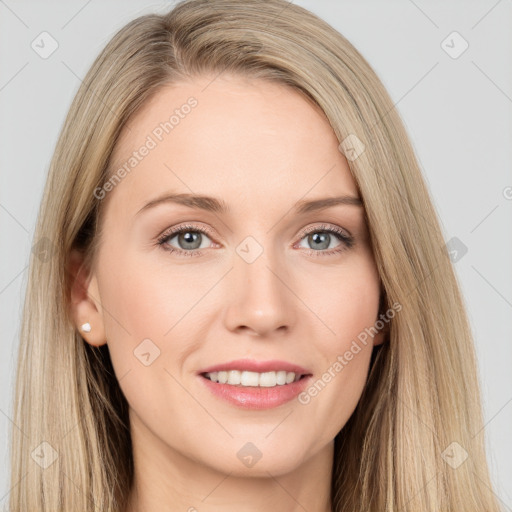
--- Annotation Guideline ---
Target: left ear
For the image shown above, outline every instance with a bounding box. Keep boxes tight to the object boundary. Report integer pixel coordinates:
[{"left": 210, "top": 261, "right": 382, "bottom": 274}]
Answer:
[{"left": 68, "top": 248, "right": 107, "bottom": 347}]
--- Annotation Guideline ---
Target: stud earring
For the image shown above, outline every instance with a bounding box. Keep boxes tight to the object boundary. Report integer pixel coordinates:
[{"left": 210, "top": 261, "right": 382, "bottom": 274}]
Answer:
[{"left": 80, "top": 322, "right": 91, "bottom": 333}]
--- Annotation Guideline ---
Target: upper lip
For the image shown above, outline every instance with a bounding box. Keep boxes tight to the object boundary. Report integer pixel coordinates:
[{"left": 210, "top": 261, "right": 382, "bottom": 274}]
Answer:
[{"left": 199, "top": 359, "right": 311, "bottom": 376}]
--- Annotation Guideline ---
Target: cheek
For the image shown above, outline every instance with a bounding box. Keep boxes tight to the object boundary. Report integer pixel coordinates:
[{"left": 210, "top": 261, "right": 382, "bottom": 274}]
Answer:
[
  {"left": 294, "top": 255, "right": 381, "bottom": 430},
  {"left": 95, "top": 246, "right": 218, "bottom": 401},
  {"left": 297, "top": 252, "right": 381, "bottom": 347},
  {"left": 95, "top": 251, "right": 198, "bottom": 421},
  {"left": 97, "top": 247, "right": 202, "bottom": 342}
]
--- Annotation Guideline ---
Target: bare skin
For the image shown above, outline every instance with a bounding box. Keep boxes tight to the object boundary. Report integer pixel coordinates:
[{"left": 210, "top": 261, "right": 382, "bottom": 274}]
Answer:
[{"left": 69, "top": 73, "right": 385, "bottom": 512}]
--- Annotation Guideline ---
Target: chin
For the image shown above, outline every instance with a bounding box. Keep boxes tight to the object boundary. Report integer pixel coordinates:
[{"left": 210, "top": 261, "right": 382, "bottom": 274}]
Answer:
[{"left": 199, "top": 440, "right": 311, "bottom": 477}]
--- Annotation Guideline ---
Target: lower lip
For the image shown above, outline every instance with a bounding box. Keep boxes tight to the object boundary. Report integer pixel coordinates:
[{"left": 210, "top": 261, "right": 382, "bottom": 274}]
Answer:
[{"left": 199, "top": 374, "right": 312, "bottom": 410}]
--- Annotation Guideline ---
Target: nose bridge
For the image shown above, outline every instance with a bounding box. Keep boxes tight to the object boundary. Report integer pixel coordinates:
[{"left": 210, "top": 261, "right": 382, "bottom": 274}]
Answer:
[{"left": 222, "top": 234, "right": 296, "bottom": 336}]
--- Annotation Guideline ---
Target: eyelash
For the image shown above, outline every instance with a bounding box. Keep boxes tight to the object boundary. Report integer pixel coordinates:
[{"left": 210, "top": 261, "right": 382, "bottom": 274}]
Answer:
[{"left": 156, "top": 223, "right": 354, "bottom": 258}]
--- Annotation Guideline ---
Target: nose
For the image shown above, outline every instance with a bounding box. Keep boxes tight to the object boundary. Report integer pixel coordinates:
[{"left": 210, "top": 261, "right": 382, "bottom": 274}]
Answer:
[{"left": 222, "top": 246, "right": 297, "bottom": 337}]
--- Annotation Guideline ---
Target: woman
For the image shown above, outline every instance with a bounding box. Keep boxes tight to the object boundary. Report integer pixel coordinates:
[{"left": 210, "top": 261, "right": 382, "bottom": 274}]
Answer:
[{"left": 9, "top": 0, "right": 501, "bottom": 510}]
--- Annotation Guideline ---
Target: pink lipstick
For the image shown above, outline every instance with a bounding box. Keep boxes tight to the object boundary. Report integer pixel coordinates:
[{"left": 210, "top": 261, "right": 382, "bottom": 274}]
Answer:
[{"left": 198, "top": 358, "right": 313, "bottom": 410}]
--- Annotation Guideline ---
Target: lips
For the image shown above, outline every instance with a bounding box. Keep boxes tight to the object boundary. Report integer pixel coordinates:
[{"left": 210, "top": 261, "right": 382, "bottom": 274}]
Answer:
[
  {"left": 198, "top": 358, "right": 311, "bottom": 376},
  {"left": 200, "top": 375, "right": 312, "bottom": 409},
  {"left": 197, "top": 359, "right": 313, "bottom": 409}
]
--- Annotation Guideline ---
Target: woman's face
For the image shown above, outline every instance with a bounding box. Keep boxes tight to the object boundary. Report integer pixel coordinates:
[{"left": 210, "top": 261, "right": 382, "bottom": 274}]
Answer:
[{"left": 74, "top": 74, "right": 384, "bottom": 477}]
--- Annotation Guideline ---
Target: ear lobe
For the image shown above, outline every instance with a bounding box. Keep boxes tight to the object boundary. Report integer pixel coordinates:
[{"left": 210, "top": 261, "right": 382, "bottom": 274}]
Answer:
[
  {"left": 373, "top": 329, "right": 387, "bottom": 347},
  {"left": 68, "top": 249, "right": 107, "bottom": 347},
  {"left": 373, "top": 313, "right": 390, "bottom": 347},
  {"left": 374, "top": 293, "right": 390, "bottom": 347}
]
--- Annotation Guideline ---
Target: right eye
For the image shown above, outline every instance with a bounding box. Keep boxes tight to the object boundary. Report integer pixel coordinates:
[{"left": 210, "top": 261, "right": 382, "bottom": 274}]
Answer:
[{"left": 157, "top": 224, "right": 217, "bottom": 257}]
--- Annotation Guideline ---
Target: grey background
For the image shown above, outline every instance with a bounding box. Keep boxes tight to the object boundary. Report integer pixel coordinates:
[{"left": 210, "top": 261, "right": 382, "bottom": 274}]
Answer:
[{"left": 1, "top": 0, "right": 511, "bottom": 508}]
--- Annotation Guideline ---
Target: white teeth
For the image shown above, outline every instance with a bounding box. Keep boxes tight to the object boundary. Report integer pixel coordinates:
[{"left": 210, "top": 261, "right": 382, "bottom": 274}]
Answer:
[
  {"left": 228, "top": 370, "right": 241, "bottom": 385},
  {"left": 241, "top": 371, "right": 260, "bottom": 386},
  {"left": 204, "top": 370, "right": 302, "bottom": 387},
  {"left": 276, "top": 370, "right": 287, "bottom": 385}
]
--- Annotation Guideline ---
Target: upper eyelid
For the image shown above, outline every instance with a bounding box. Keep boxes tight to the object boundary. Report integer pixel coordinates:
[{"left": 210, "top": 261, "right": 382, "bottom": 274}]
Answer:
[
  {"left": 299, "top": 223, "right": 351, "bottom": 238},
  {"left": 158, "top": 222, "right": 214, "bottom": 240}
]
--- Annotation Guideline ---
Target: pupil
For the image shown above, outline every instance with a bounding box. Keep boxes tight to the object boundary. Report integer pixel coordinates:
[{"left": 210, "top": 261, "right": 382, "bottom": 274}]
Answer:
[
  {"left": 180, "top": 231, "right": 201, "bottom": 249},
  {"left": 310, "top": 232, "right": 329, "bottom": 250}
]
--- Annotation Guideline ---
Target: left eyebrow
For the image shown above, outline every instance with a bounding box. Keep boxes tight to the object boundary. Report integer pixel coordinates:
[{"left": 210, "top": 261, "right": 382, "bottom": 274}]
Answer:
[
  {"left": 136, "top": 193, "right": 230, "bottom": 216},
  {"left": 135, "top": 192, "right": 363, "bottom": 217}
]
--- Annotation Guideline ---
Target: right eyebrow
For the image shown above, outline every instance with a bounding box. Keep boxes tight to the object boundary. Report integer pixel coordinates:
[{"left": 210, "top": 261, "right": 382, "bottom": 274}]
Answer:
[{"left": 136, "top": 193, "right": 230, "bottom": 216}]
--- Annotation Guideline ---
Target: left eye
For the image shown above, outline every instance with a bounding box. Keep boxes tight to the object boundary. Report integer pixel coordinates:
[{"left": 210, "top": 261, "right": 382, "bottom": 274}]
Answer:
[{"left": 297, "top": 230, "right": 344, "bottom": 251}]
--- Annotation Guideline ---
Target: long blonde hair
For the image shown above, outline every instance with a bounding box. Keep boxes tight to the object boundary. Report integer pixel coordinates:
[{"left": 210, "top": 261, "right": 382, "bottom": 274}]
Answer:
[{"left": 9, "top": 0, "right": 501, "bottom": 510}]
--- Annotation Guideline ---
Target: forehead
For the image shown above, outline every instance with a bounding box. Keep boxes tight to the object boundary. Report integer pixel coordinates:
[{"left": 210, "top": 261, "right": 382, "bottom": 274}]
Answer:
[{"left": 105, "top": 74, "right": 357, "bottom": 217}]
